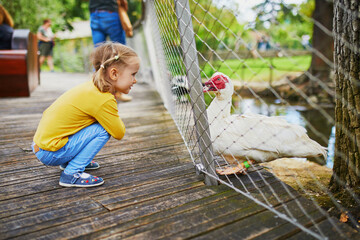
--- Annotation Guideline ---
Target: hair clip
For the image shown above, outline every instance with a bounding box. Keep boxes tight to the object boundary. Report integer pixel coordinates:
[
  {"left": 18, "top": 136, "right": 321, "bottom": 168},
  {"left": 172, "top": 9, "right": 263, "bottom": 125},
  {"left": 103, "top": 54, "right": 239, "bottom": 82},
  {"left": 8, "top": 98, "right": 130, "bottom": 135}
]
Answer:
[
  {"left": 114, "top": 55, "right": 119, "bottom": 60},
  {"left": 100, "top": 64, "right": 105, "bottom": 69}
]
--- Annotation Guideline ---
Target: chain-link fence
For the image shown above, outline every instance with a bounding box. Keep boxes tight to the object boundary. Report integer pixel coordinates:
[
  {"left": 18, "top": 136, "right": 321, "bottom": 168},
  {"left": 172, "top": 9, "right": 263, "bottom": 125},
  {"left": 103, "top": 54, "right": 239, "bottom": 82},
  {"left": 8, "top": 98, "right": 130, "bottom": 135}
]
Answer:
[{"left": 140, "top": 0, "right": 359, "bottom": 239}]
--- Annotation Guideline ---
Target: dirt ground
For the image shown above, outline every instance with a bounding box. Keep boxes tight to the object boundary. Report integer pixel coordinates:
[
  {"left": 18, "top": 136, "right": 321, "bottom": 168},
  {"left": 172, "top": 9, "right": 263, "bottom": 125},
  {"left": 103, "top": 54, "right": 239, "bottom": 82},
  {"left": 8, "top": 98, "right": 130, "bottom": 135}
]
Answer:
[
  {"left": 261, "top": 158, "right": 360, "bottom": 229},
  {"left": 261, "top": 158, "right": 332, "bottom": 202}
]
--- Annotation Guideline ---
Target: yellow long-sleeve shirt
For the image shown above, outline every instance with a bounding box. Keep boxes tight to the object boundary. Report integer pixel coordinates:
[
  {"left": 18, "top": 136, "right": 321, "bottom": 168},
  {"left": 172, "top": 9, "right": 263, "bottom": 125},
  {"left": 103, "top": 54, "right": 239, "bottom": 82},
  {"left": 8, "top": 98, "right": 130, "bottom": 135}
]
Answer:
[{"left": 34, "top": 80, "right": 125, "bottom": 151}]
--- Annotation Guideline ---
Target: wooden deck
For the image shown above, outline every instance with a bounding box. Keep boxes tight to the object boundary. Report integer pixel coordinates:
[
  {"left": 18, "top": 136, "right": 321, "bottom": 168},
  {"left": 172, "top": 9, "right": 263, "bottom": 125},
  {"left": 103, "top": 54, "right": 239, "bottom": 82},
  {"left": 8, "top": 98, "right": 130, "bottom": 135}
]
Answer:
[{"left": 0, "top": 73, "right": 358, "bottom": 239}]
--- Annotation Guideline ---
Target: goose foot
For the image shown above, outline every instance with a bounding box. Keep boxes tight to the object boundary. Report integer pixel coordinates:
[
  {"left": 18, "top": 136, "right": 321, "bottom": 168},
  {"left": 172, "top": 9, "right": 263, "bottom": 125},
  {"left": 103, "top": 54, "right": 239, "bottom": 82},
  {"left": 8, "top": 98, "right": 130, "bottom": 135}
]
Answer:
[
  {"left": 216, "top": 164, "right": 248, "bottom": 175},
  {"left": 216, "top": 160, "right": 255, "bottom": 176}
]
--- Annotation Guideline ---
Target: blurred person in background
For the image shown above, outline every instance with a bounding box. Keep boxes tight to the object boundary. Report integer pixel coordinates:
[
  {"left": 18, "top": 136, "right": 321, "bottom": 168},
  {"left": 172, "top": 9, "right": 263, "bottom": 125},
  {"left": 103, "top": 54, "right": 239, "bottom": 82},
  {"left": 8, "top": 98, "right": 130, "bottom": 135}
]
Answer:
[
  {"left": 0, "top": 4, "right": 14, "bottom": 50},
  {"left": 89, "top": 0, "right": 132, "bottom": 102},
  {"left": 37, "top": 19, "right": 55, "bottom": 72}
]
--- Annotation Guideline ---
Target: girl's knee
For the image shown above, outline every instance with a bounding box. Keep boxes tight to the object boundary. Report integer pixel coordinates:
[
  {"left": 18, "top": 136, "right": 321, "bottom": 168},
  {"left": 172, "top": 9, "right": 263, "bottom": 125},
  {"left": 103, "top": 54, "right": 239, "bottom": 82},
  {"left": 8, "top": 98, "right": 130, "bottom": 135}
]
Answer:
[
  {"left": 102, "top": 130, "right": 110, "bottom": 141},
  {"left": 93, "top": 123, "right": 110, "bottom": 139}
]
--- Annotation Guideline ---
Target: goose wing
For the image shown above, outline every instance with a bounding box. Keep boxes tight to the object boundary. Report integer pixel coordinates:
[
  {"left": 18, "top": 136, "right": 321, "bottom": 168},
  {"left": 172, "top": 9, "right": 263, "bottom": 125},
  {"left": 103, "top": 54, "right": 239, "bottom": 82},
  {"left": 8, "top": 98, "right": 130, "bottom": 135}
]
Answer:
[{"left": 211, "top": 113, "right": 326, "bottom": 161}]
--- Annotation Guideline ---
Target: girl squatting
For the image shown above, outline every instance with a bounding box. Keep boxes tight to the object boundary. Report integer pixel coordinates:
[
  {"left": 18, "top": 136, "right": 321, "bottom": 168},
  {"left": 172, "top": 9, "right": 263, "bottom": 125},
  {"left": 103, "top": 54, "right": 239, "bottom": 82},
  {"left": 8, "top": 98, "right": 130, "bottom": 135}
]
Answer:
[{"left": 32, "top": 42, "right": 140, "bottom": 187}]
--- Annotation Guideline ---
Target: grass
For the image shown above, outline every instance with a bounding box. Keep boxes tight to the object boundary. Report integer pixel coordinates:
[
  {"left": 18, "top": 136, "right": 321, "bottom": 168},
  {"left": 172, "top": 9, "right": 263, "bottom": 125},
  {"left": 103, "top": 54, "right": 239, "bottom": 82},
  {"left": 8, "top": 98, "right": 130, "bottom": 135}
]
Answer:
[{"left": 201, "top": 55, "right": 311, "bottom": 82}]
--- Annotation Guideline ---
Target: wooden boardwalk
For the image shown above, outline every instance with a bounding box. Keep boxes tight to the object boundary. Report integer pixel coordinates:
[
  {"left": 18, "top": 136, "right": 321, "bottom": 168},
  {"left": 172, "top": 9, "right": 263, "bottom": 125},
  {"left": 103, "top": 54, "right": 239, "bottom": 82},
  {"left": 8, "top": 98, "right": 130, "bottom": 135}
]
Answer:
[{"left": 0, "top": 73, "right": 358, "bottom": 239}]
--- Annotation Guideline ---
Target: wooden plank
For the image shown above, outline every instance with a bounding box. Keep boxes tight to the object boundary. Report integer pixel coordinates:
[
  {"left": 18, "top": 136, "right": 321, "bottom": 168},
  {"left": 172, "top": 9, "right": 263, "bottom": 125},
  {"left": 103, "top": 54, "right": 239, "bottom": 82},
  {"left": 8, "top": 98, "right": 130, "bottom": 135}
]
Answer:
[
  {"left": 0, "top": 163, "right": 196, "bottom": 218},
  {"left": 0, "top": 122, "right": 179, "bottom": 155},
  {"left": 85, "top": 179, "right": 286, "bottom": 240},
  {"left": 78, "top": 187, "right": 238, "bottom": 239},
  {"left": 0, "top": 160, "right": 194, "bottom": 201},
  {"left": 0, "top": 160, "right": 280, "bottom": 239},
  {"left": 286, "top": 217, "right": 360, "bottom": 240},
  {"left": 0, "top": 198, "right": 107, "bottom": 239},
  {"left": 0, "top": 129, "right": 185, "bottom": 165},
  {"left": 118, "top": 191, "right": 296, "bottom": 239},
  {"left": 251, "top": 208, "right": 326, "bottom": 240},
  {"left": 95, "top": 178, "right": 206, "bottom": 211},
  {"left": 0, "top": 73, "right": 357, "bottom": 240},
  {"left": 59, "top": 175, "right": 281, "bottom": 240},
  {"left": 186, "top": 198, "right": 307, "bottom": 240},
  {"left": 11, "top": 186, "right": 220, "bottom": 239},
  {"left": 0, "top": 144, "right": 190, "bottom": 186}
]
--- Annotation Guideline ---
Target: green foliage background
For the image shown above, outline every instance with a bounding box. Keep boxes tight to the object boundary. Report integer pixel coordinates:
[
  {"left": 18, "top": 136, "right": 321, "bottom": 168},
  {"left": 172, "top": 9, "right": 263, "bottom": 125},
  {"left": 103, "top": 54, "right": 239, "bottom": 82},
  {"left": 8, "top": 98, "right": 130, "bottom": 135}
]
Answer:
[
  {"left": 2, "top": 0, "right": 142, "bottom": 33},
  {"left": 2, "top": 0, "right": 143, "bottom": 72},
  {"left": 252, "top": 0, "right": 315, "bottom": 49},
  {"left": 2, "top": 0, "right": 89, "bottom": 32},
  {"left": 2, "top": 0, "right": 313, "bottom": 75}
]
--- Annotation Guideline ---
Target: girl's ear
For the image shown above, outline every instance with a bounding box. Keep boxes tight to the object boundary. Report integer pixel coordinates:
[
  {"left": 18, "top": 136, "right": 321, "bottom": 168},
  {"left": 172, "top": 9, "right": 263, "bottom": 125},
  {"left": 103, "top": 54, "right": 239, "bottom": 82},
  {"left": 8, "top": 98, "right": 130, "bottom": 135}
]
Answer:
[{"left": 109, "top": 67, "right": 118, "bottom": 81}]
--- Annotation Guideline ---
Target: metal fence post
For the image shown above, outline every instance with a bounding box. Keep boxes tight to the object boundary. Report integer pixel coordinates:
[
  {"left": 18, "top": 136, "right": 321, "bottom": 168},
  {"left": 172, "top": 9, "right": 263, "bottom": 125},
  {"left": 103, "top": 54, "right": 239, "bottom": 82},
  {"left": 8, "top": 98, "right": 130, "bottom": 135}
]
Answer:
[{"left": 174, "top": 0, "right": 218, "bottom": 186}]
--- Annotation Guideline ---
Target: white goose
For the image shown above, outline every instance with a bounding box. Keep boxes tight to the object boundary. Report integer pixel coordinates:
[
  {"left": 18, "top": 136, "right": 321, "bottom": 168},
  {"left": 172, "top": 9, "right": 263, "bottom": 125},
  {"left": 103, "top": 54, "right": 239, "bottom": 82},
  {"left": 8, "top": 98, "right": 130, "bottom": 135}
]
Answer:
[{"left": 203, "top": 72, "right": 327, "bottom": 175}]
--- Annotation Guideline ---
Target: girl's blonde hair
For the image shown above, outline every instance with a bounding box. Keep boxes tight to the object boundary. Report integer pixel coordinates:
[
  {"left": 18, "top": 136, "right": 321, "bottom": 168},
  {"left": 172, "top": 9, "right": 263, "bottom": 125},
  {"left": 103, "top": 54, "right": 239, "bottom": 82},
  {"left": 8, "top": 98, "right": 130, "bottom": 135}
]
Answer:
[
  {"left": 91, "top": 42, "right": 138, "bottom": 93},
  {"left": 0, "top": 4, "right": 14, "bottom": 27}
]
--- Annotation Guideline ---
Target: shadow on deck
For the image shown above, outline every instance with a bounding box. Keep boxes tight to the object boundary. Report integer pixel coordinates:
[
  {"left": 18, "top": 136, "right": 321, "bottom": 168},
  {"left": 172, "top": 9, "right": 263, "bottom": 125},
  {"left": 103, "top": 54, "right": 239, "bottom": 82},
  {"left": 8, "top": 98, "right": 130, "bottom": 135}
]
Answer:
[{"left": 0, "top": 73, "right": 358, "bottom": 239}]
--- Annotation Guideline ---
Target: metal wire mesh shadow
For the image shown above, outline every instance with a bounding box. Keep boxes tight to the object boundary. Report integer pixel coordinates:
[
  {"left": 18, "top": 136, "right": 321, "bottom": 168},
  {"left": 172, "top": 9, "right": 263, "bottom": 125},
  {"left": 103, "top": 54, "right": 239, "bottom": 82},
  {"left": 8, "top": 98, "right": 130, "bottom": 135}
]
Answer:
[{"left": 142, "top": 0, "right": 360, "bottom": 239}]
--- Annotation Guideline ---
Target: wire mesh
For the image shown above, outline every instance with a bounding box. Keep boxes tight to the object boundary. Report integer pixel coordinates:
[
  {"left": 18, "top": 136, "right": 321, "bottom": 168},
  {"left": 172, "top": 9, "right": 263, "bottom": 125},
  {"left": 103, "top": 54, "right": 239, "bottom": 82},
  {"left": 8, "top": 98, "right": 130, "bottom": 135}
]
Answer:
[{"left": 142, "top": 0, "right": 360, "bottom": 239}]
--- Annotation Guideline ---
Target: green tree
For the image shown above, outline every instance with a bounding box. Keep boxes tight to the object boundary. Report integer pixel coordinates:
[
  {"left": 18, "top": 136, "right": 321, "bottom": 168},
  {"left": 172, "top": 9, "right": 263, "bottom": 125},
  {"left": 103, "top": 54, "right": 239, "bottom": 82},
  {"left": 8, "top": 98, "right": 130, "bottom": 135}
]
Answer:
[
  {"left": 293, "top": 0, "right": 334, "bottom": 103},
  {"left": 191, "top": 0, "right": 248, "bottom": 53},
  {"left": 252, "top": 0, "right": 314, "bottom": 49},
  {"left": 252, "top": 0, "right": 334, "bottom": 103},
  {"left": 3, "top": 0, "right": 89, "bottom": 32},
  {"left": 330, "top": 0, "right": 360, "bottom": 193},
  {"left": 128, "top": 0, "right": 143, "bottom": 24},
  {"left": 152, "top": 0, "right": 249, "bottom": 75}
]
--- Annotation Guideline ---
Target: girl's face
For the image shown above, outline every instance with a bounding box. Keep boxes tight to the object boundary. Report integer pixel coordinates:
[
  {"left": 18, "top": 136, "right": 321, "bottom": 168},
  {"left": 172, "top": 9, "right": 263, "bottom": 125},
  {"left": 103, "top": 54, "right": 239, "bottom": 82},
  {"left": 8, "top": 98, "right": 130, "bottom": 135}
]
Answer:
[{"left": 112, "top": 57, "right": 140, "bottom": 94}]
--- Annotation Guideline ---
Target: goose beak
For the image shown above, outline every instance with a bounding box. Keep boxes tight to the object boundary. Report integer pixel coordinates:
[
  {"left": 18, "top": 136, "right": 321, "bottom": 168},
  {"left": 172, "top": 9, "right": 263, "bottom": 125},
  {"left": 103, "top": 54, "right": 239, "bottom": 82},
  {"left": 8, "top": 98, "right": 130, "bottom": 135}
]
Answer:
[
  {"left": 203, "top": 80, "right": 217, "bottom": 92},
  {"left": 203, "top": 84, "right": 210, "bottom": 93}
]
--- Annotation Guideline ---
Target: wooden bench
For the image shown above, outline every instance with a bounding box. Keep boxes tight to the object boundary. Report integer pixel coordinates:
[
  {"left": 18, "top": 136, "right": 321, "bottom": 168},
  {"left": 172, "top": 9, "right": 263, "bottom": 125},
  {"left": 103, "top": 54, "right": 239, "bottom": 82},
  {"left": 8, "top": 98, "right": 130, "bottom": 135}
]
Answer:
[{"left": 0, "top": 29, "right": 40, "bottom": 97}]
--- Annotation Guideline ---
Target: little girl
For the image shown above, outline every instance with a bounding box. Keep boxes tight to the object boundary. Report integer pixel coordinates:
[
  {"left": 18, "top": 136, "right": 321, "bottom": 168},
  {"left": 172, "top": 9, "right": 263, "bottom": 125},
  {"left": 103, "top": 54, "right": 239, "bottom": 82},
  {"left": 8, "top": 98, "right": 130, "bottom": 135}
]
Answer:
[{"left": 32, "top": 42, "right": 139, "bottom": 187}]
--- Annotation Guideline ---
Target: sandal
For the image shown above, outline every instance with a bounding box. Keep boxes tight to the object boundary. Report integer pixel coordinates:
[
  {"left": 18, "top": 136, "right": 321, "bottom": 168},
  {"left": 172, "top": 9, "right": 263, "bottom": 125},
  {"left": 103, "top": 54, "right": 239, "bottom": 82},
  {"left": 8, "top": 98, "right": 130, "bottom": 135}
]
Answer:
[{"left": 59, "top": 171, "right": 104, "bottom": 187}]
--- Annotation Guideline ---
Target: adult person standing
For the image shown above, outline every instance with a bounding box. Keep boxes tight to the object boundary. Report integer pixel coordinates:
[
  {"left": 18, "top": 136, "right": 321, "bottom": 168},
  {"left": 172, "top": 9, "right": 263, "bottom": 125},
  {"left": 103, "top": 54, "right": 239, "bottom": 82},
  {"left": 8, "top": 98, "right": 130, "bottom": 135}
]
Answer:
[
  {"left": 89, "top": 0, "right": 132, "bottom": 102},
  {"left": 0, "top": 4, "right": 14, "bottom": 50},
  {"left": 37, "top": 19, "right": 55, "bottom": 72}
]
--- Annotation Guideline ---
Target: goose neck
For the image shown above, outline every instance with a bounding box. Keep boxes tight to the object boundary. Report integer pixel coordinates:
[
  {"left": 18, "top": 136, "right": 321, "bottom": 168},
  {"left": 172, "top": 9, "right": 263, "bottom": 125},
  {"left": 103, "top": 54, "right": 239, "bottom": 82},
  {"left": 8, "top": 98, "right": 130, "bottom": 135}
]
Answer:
[{"left": 207, "top": 95, "right": 231, "bottom": 123}]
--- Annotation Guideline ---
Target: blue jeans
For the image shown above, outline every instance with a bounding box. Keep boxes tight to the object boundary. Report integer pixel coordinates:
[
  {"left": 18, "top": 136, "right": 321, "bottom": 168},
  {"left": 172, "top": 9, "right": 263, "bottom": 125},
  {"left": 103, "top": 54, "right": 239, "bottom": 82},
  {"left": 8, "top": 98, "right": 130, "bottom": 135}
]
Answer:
[
  {"left": 32, "top": 123, "right": 110, "bottom": 175},
  {"left": 90, "top": 11, "right": 126, "bottom": 46}
]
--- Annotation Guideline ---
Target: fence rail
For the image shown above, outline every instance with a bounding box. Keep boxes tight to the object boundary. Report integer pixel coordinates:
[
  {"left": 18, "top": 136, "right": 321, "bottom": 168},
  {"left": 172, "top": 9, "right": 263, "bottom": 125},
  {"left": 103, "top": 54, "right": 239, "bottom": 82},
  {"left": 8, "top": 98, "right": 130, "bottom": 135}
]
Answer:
[{"left": 142, "top": 0, "right": 359, "bottom": 239}]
